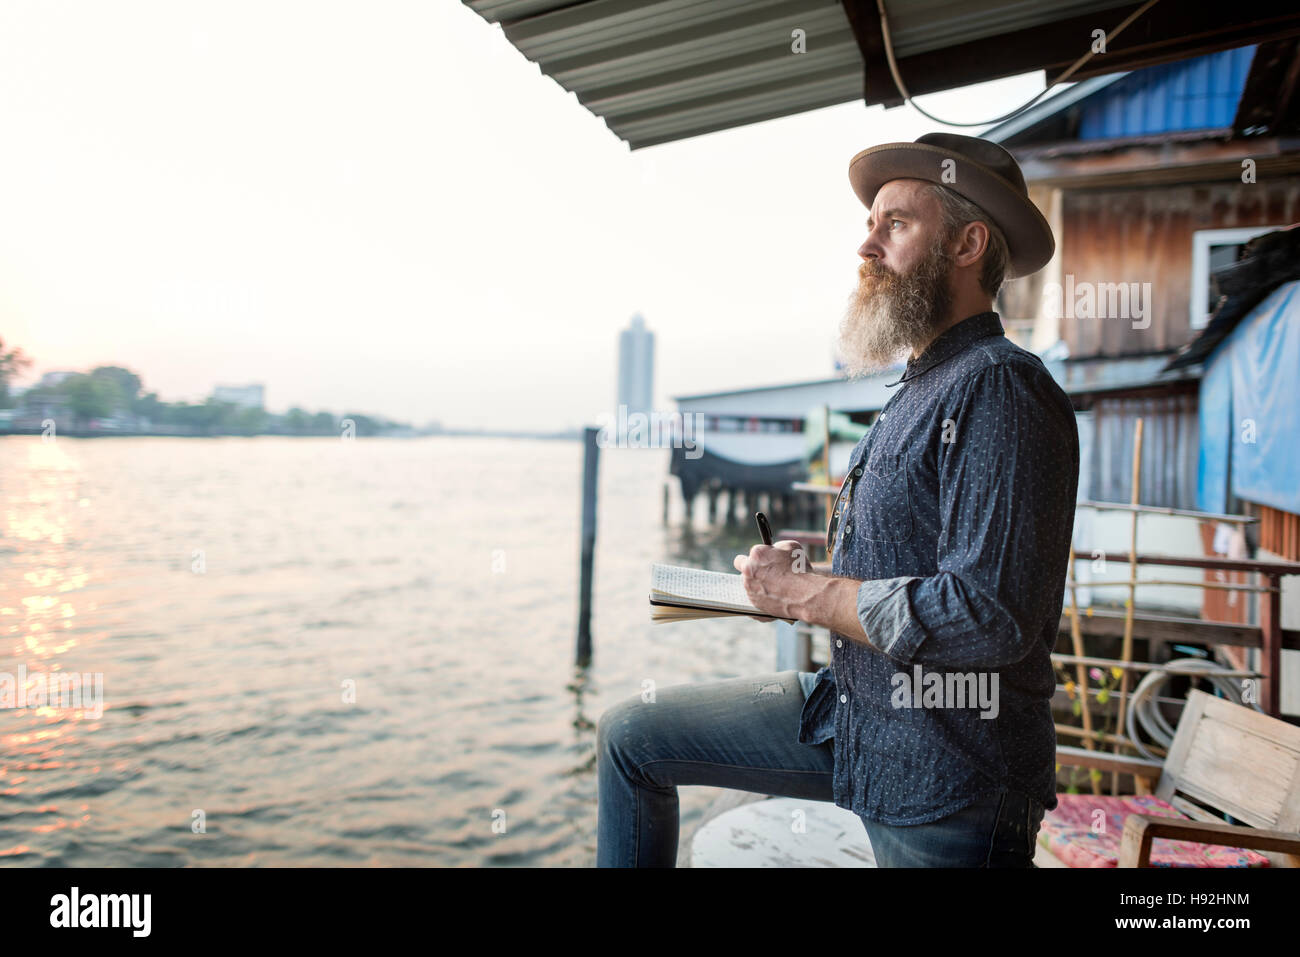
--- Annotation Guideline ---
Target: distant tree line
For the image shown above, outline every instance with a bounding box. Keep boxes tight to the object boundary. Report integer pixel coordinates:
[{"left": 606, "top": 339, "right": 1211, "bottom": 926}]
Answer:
[
  {"left": 0, "top": 343, "right": 411, "bottom": 437},
  {"left": 0, "top": 336, "right": 31, "bottom": 408}
]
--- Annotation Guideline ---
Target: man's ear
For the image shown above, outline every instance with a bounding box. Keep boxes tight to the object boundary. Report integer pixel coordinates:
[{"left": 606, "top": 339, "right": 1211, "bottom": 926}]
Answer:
[{"left": 953, "top": 221, "right": 989, "bottom": 269}]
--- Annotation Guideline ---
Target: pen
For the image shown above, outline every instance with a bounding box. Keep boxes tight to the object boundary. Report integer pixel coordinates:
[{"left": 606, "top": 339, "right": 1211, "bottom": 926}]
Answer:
[{"left": 755, "top": 511, "right": 773, "bottom": 546}]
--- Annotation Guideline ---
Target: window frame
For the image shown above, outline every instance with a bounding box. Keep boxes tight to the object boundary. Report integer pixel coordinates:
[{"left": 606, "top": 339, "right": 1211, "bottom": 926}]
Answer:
[{"left": 1189, "top": 226, "right": 1283, "bottom": 330}]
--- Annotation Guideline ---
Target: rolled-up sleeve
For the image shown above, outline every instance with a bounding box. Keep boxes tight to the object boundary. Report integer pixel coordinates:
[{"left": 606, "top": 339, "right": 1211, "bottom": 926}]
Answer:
[{"left": 857, "top": 362, "right": 1076, "bottom": 669}]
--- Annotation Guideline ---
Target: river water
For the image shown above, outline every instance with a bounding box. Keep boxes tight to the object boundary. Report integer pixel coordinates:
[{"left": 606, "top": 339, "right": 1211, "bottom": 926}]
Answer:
[{"left": 0, "top": 434, "right": 784, "bottom": 866}]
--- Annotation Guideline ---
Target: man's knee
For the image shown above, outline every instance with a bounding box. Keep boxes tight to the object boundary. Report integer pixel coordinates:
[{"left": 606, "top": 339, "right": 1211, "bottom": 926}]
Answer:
[{"left": 596, "top": 693, "right": 654, "bottom": 760}]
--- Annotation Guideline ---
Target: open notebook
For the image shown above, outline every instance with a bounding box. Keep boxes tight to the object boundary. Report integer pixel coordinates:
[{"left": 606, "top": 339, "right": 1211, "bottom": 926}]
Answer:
[{"left": 649, "top": 562, "right": 797, "bottom": 624}]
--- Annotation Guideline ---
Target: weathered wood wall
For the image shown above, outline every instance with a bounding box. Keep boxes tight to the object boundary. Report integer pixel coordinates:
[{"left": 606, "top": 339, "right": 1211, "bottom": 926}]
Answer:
[
  {"left": 1057, "top": 178, "right": 1300, "bottom": 357},
  {"left": 997, "top": 175, "right": 1300, "bottom": 358}
]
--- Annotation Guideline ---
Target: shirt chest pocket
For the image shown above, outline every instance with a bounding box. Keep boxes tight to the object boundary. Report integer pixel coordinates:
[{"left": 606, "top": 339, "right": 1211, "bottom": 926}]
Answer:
[{"left": 850, "top": 450, "right": 914, "bottom": 544}]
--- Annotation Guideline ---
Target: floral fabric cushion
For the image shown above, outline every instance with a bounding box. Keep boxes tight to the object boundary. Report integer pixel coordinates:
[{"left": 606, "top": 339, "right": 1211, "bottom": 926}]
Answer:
[{"left": 1038, "top": 793, "right": 1271, "bottom": 867}]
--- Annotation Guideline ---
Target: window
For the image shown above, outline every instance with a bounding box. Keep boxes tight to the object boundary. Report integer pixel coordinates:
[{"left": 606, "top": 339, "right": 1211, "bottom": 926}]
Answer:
[{"left": 1190, "top": 226, "right": 1283, "bottom": 329}]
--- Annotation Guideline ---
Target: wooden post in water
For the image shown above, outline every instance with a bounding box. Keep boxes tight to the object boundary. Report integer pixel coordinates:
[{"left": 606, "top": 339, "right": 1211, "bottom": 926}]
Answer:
[{"left": 576, "top": 426, "right": 600, "bottom": 667}]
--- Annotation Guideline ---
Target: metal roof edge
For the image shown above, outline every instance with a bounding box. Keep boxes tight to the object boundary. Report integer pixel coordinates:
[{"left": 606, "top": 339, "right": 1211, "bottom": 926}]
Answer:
[
  {"left": 671, "top": 372, "right": 881, "bottom": 402},
  {"left": 984, "top": 72, "right": 1131, "bottom": 144},
  {"left": 673, "top": 351, "right": 1200, "bottom": 408}
]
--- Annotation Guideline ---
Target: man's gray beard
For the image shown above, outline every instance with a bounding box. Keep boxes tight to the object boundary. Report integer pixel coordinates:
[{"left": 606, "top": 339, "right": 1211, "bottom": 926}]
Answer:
[{"left": 836, "top": 238, "right": 955, "bottom": 378}]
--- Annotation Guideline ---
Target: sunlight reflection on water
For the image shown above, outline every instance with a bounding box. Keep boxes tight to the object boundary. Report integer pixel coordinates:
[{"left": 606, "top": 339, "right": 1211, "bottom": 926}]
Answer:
[{"left": 0, "top": 435, "right": 778, "bottom": 865}]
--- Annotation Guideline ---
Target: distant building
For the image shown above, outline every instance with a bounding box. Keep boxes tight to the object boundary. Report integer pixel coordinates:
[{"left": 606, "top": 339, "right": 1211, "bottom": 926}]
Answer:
[
  {"left": 617, "top": 313, "right": 654, "bottom": 418},
  {"left": 212, "top": 384, "right": 265, "bottom": 410}
]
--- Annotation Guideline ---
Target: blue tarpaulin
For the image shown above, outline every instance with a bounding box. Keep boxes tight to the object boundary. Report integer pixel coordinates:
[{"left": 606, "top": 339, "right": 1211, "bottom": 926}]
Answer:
[{"left": 1198, "top": 280, "right": 1300, "bottom": 515}]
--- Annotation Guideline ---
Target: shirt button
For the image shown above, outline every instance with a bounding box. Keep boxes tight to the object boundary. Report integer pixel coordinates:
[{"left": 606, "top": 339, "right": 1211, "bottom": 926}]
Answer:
[
  {"left": 840, "top": 694, "right": 847, "bottom": 703},
  {"left": 836, "top": 639, "right": 843, "bottom": 648},
  {"left": 844, "top": 524, "right": 852, "bottom": 535},
  {"left": 853, "top": 468, "right": 862, "bottom": 477}
]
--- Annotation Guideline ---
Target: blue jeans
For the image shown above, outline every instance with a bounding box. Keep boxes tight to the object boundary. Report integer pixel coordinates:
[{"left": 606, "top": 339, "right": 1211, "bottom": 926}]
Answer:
[{"left": 595, "top": 670, "right": 1045, "bottom": 867}]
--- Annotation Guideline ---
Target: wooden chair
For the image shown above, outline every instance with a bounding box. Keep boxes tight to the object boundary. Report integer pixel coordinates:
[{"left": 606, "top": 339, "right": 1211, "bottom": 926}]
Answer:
[{"left": 1039, "top": 689, "right": 1300, "bottom": 867}]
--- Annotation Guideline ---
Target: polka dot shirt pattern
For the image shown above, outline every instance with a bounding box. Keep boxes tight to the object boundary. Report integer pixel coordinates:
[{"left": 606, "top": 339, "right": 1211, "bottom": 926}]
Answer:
[{"left": 798, "top": 311, "right": 1079, "bottom": 825}]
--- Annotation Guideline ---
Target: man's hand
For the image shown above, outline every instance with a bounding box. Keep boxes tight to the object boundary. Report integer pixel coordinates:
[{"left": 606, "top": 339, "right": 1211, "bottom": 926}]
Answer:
[
  {"left": 733, "top": 543, "right": 873, "bottom": 643},
  {"left": 733, "top": 540, "right": 810, "bottom": 622}
]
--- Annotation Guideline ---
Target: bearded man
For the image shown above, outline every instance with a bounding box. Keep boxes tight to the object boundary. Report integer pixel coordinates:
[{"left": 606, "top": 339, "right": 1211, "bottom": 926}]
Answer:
[{"left": 596, "top": 133, "right": 1079, "bottom": 868}]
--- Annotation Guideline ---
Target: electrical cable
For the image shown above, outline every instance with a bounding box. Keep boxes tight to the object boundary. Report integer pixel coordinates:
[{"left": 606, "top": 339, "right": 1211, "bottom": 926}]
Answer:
[{"left": 874, "top": 0, "right": 1162, "bottom": 128}]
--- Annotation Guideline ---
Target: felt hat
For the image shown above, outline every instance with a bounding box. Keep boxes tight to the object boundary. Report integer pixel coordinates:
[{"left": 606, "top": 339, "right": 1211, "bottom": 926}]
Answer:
[{"left": 848, "top": 132, "right": 1054, "bottom": 278}]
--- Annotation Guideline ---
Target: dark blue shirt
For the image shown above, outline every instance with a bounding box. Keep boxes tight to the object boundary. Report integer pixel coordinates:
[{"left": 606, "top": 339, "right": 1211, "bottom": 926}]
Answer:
[{"left": 798, "top": 311, "right": 1078, "bottom": 825}]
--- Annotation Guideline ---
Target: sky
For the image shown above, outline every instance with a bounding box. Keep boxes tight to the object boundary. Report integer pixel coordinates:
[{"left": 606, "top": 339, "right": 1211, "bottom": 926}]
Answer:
[{"left": 0, "top": 1, "right": 1052, "bottom": 431}]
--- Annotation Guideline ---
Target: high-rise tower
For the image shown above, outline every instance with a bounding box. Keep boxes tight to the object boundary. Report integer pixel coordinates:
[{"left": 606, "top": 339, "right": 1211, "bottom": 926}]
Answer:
[{"left": 617, "top": 313, "right": 654, "bottom": 420}]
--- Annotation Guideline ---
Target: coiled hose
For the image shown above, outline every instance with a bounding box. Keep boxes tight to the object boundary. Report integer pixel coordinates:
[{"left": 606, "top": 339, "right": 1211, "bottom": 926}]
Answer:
[{"left": 1124, "top": 657, "right": 1263, "bottom": 761}]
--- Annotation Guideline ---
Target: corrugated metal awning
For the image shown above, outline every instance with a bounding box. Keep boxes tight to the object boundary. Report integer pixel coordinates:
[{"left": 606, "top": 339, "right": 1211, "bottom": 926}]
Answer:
[
  {"left": 464, "top": 0, "right": 1300, "bottom": 149},
  {"left": 467, "top": 0, "right": 867, "bottom": 149}
]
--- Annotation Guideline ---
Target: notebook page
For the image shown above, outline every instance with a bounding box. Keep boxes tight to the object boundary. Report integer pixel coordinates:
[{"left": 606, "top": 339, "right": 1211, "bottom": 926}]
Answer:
[{"left": 650, "top": 563, "right": 758, "bottom": 612}]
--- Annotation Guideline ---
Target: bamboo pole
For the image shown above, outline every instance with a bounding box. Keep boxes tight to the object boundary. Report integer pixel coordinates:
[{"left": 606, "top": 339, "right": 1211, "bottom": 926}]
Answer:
[
  {"left": 1065, "top": 578, "right": 1274, "bottom": 593},
  {"left": 1065, "top": 546, "right": 1102, "bottom": 794},
  {"left": 1112, "top": 417, "right": 1144, "bottom": 794},
  {"left": 1051, "top": 653, "right": 1257, "bottom": 678},
  {"left": 1055, "top": 723, "right": 1168, "bottom": 756},
  {"left": 1075, "top": 500, "right": 1256, "bottom": 523}
]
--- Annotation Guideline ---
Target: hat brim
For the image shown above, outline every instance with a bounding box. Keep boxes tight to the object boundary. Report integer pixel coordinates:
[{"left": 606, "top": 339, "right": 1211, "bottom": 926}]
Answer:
[{"left": 848, "top": 142, "right": 1055, "bottom": 279}]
